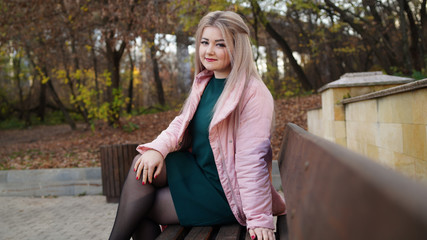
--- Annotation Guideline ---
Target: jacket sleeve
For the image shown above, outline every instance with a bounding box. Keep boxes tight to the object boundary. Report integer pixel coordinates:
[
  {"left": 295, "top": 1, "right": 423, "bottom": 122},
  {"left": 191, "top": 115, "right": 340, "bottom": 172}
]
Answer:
[
  {"left": 234, "top": 83, "right": 275, "bottom": 230},
  {"left": 136, "top": 112, "right": 187, "bottom": 158}
]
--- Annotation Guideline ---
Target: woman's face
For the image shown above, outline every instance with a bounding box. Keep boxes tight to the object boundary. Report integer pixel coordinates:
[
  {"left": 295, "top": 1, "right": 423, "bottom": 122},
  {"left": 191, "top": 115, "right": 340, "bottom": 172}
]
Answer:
[{"left": 199, "top": 26, "right": 232, "bottom": 79}]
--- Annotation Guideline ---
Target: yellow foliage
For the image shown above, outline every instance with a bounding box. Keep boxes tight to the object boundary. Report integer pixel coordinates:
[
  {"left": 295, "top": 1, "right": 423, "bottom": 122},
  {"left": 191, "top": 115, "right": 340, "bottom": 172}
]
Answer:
[
  {"left": 84, "top": 45, "right": 92, "bottom": 52},
  {"left": 35, "top": 66, "right": 50, "bottom": 84},
  {"left": 54, "top": 69, "right": 68, "bottom": 84},
  {"left": 103, "top": 70, "right": 112, "bottom": 87}
]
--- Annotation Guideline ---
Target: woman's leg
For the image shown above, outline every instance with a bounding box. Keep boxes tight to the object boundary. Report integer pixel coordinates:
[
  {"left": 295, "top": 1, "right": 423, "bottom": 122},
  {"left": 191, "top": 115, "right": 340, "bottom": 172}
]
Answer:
[
  {"left": 132, "top": 187, "right": 179, "bottom": 240},
  {"left": 108, "top": 155, "right": 178, "bottom": 240}
]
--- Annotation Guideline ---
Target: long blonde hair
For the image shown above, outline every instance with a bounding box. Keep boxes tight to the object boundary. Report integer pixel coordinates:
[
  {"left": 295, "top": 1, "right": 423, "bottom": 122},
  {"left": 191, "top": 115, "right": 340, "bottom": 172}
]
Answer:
[{"left": 194, "top": 11, "right": 262, "bottom": 115}]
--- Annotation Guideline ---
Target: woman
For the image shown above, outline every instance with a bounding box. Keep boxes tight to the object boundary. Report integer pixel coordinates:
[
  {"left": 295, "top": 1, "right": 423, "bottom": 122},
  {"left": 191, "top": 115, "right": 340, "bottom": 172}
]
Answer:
[{"left": 109, "top": 11, "right": 286, "bottom": 240}]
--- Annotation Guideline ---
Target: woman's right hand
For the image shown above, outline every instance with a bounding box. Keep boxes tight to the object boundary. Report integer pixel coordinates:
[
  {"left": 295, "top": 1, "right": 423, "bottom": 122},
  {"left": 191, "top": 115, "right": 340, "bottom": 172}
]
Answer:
[{"left": 134, "top": 150, "right": 164, "bottom": 185}]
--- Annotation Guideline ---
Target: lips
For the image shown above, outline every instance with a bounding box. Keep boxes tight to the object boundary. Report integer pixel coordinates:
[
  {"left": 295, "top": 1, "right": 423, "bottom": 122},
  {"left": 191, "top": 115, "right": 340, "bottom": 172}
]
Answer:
[{"left": 205, "top": 58, "right": 217, "bottom": 62}]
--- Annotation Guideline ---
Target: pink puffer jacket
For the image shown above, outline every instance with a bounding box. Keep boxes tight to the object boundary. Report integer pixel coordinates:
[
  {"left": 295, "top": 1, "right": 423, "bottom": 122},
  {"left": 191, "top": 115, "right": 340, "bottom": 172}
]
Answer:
[{"left": 137, "top": 70, "right": 286, "bottom": 230}]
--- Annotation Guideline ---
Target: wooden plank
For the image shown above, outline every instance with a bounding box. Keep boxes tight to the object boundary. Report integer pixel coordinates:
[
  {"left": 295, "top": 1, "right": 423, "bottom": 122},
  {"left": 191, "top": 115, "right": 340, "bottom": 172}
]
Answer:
[
  {"left": 112, "top": 145, "right": 120, "bottom": 198},
  {"left": 184, "top": 226, "right": 214, "bottom": 240},
  {"left": 118, "top": 144, "right": 125, "bottom": 195},
  {"left": 156, "top": 225, "right": 188, "bottom": 240},
  {"left": 276, "top": 215, "right": 289, "bottom": 240},
  {"left": 215, "top": 224, "right": 241, "bottom": 240},
  {"left": 100, "top": 146, "right": 108, "bottom": 198},
  {"left": 104, "top": 145, "right": 113, "bottom": 202},
  {"left": 278, "top": 123, "right": 427, "bottom": 240}
]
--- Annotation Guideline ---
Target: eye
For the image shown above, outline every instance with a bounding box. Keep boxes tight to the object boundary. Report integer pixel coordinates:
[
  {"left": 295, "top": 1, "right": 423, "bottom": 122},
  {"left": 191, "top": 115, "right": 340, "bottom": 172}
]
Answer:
[
  {"left": 216, "top": 43, "right": 226, "bottom": 48},
  {"left": 201, "top": 40, "right": 208, "bottom": 45}
]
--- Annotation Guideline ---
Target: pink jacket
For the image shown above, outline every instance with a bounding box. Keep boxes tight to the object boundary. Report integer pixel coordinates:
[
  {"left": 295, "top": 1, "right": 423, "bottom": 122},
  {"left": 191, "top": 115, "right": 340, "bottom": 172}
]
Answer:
[{"left": 137, "top": 70, "right": 286, "bottom": 230}]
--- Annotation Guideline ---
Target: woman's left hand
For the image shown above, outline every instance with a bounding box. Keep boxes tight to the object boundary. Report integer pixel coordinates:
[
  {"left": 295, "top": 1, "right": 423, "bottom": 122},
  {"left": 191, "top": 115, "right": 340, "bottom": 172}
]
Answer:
[{"left": 248, "top": 227, "right": 275, "bottom": 240}]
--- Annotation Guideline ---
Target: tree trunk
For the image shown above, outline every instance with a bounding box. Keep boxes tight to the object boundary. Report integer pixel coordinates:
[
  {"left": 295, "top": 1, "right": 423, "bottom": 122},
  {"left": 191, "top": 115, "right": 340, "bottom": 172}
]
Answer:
[
  {"left": 90, "top": 34, "right": 100, "bottom": 108},
  {"left": 249, "top": 0, "right": 314, "bottom": 90},
  {"left": 149, "top": 36, "right": 165, "bottom": 106},
  {"left": 266, "top": 37, "right": 280, "bottom": 96},
  {"left": 176, "top": 27, "right": 192, "bottom": 96},
  {"left": 38, "top": 75, "right": 47, "bottom": 121},
  {"left": 403, "top": 0, "right": 422, "bottom": 71},
  {"left": 42, "top": 66, "right": 76, "bottom": 130},
  {"left": 60, "top": 42, "right": 90, "bottom": 124},
  {"left": 127, "top": 49, "right": 134, "bottom": 114},
  {"left": 105, "top": 35, "right": 126, "bottom": 125},
  {"left": 399, "top": 0, "right": 412, "bottom": 71},
  {"left": 13, "top": 56, "right": 24, "bottom": 119},
  {"left": 421, "top": 0, "right": 427, "bottom": 62}
]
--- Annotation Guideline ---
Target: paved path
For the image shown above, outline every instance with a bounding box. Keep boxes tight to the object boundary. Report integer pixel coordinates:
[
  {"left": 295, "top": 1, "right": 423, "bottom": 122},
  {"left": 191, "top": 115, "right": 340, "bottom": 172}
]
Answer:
[{"left": 0, "top": 195, "right": 117, "bottom": 240}]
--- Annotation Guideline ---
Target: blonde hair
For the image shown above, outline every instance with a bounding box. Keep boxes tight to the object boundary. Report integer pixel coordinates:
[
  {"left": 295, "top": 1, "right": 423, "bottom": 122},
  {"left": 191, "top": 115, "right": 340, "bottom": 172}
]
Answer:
[{"left": 193, "top": 11, "right": 262, "bottom": 115}]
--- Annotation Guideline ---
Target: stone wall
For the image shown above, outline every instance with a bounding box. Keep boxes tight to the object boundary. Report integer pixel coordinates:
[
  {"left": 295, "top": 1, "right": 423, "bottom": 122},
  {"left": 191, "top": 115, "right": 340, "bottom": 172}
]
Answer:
[
  {"left": 342, "top": 80, "right": 427, "bottom": 183},
  {"left": 307, "top": 72, "right": 426, "bottom": 184}
]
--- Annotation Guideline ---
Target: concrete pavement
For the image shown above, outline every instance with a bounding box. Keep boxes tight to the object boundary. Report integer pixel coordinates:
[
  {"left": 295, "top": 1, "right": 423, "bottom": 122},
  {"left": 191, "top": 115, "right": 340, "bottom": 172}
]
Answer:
[{"left": 0, "top": 195, "right": 117, "bottom": 240}]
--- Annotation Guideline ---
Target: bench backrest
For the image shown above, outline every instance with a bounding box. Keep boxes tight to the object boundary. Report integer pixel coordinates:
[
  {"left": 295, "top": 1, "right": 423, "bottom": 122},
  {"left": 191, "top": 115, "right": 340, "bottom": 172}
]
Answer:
[{"left": 278, "top": 123, "right": 427, "bottom": 240}]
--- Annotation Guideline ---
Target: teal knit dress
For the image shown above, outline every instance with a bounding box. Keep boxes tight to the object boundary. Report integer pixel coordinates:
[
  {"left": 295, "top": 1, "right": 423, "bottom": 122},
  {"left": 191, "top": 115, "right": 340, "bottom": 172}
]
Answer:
[{"left": 165, "top": 76, "right": 237, "bottom": 226}]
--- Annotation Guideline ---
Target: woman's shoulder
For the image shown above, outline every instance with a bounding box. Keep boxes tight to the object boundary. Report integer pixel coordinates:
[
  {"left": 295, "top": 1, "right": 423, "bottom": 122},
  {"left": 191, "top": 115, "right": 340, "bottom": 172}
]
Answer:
[{"left": 245, "top": 75, "right": 273, "bottom": 101}]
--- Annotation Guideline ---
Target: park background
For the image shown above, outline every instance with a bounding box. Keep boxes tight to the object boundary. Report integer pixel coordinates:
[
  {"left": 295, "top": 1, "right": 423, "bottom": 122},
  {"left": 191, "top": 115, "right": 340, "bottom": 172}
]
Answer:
[{"left": 0, "top": 0, "right": 426, "bottom": 171}]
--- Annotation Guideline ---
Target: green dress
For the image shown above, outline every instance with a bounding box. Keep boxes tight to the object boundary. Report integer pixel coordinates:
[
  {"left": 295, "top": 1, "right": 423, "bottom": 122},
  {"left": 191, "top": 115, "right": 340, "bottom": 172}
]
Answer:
[{"left": 165, "top": 76, "right": 237, "bottom": 226}]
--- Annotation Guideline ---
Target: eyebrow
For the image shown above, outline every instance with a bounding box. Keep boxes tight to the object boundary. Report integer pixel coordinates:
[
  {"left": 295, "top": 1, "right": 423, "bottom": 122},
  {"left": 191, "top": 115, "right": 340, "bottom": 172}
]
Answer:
[{"left": 201, "top": 37, "right": 225, "bottom": 42}]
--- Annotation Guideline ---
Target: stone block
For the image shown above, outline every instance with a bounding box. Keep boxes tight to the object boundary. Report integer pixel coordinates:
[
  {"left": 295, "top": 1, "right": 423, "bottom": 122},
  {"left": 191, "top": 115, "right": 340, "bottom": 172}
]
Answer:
[
  {"left": 414, "top": 160, "right": 427, "bottom": 183},
  {"left": 334, "top": 104, "right": 345, "bottom": 121},
  {"left": 346, "top": 139, "right": 360, "bottom": 153},
  {"left": 52, "top": 169, "right": 80, "bottom": 182},
  {"left": 402, "top": 124, "right": 426, "bottom": 160},
  {"left": 335, "top": 137, "right": 347, "bottom": 147},
  {"left": 412, "top": 89, "right": 427, "bottom": 124},
  {"left": 0, "top": 182, "right": 41, "bottom": 197},
  {"left": 378, "top": 147, "right": 395, "bottom": 168},
  {"left": 345, "top": 100, "right": 377, "bottom": 122},
  {"left": 345, "top": 121, "right": 358, "bottom": 141},
  {"left": 366, "top": 144, "right": 379, "bottom": 161},
  {"left": 322, "top": 120, "right": 334, "bottom": 141},
  {"left": 0, "top": 171, "right": 7, "bottom": 183},
  {"left": 349, "top": 86, "right": 373, "bottom": 97},
  {"left": 377, "top": 123, "right": 403, "bottom": 153},
  {"left": 393, "top": 152, "right": 416, "bottom": 178},
  {"left": 322, "top": 89, "right": 334, "bottom": 120},
  {"left": 351, "top": 122, "right": 377, "bottom": 146},
  {"left": 307, "top": 109, "right": 323, "bottom": 137},
  {"left": 334, "top": 121, "right": 347, "bottom": 139},
  {"left": 378, "top": 93, "right": 413, "bottom": 124},
  {"left": 378, "top": 97, "right": 394, "bottom": 123},
  {"left": 333, "top": 87, "right": 351, "bottom": 103},
  {"left": 74, "top": 181, "right": 103, "bottom": 196},
  {"left": 82, "top": 168, "right": 102, "bottom": 180},
  {"left": 38, "top": 183, "right": 76, "bottom": 197}
]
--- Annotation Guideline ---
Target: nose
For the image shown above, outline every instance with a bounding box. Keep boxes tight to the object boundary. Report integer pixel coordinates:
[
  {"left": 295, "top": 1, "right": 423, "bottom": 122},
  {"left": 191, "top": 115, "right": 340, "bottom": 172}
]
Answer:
[{"left": 206, "top": 43, "right": 214, "bottom": 55}]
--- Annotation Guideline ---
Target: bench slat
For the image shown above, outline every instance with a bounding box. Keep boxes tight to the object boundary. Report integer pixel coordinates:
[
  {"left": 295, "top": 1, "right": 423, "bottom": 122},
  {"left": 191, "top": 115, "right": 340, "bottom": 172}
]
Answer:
[
  {"left": 276, "top": 215, "right": 289, "bottom": 240},
  {"left": 156, "top": 225, "right": 188, "bottom": 240},
  {"left": 279, "top": 123, "right": 427, "bottom": 240},
  {"left": 184, "top": 226, "right": 214, "bottom": 240},
  {"left": 215, "top": 224, "right": 241, "bottom": 240}
]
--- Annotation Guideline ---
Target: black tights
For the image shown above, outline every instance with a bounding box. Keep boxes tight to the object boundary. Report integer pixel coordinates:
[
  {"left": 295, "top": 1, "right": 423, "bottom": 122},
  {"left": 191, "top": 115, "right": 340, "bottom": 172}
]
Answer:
[{"left": 109, "top": 155, "right": 179, "bottom": 240}]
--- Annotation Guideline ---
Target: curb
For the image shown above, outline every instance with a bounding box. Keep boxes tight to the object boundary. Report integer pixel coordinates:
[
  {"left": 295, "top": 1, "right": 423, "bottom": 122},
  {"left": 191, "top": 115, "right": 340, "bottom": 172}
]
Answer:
[
  {"left": 0, "top": 162, "right": 282, "bottom": 197},
  {"left": 0, "top": 167, "right": 102, "bottom": 197}
]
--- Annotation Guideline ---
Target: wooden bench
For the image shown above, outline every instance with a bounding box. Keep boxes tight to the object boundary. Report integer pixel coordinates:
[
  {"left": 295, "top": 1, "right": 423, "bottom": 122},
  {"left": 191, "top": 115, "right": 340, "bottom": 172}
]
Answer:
[
  {"left": 278, "top": 123, "right": 427, "bottom": 240},
  {"left": 101, "top": 123, "right": 427, "bottom": 239},
  {"left": 100, "top": 143, "right": 139, "bottom": 203}
]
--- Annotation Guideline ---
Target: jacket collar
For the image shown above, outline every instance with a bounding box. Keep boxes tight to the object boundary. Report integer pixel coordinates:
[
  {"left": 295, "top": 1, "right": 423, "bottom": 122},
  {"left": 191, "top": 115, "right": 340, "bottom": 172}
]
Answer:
[{"left": 192, "top": 69, "right": 247, "bottom": 131}]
